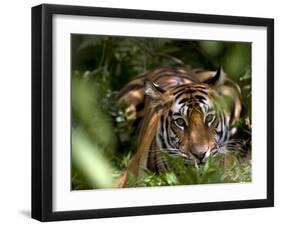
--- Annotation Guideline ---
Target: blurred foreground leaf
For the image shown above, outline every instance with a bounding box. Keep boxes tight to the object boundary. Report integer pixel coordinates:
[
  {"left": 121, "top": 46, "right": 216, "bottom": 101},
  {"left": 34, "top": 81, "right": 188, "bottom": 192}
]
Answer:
[{"left": 72, "top": 129, "right": 114, "bottom": 189}]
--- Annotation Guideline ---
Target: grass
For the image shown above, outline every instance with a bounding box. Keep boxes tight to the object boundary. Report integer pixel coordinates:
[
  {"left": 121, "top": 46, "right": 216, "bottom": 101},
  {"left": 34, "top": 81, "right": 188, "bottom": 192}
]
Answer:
[{"left": 127, "top": 152, "right": 251, "bottom": 187}]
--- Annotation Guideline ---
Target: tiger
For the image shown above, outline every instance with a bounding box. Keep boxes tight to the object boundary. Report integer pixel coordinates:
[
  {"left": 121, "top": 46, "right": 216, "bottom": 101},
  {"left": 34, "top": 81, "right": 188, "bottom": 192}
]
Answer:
[{"left": 116, "top": 67, "right": 242, "bottom": 187}]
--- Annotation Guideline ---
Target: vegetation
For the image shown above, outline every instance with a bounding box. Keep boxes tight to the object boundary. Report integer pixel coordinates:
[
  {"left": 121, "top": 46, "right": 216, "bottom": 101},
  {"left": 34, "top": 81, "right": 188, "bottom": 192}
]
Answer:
[{"left": 71, "top": 35, "right": 251, "bottom": 190}]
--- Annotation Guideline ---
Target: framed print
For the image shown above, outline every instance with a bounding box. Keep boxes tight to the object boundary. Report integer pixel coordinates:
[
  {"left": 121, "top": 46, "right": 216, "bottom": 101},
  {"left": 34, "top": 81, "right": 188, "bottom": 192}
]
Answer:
[{"left": 31, "top": 4, "right": 274, "bottom": 221}]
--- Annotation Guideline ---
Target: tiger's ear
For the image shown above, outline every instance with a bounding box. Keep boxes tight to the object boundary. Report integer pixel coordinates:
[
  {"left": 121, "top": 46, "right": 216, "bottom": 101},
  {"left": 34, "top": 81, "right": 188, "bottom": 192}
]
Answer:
[
  {"left": 205, "top": 66, "right": 225, "bottom": 86},
  {"left": 144, "top": 80, "right": 173, "bottom": 111}
]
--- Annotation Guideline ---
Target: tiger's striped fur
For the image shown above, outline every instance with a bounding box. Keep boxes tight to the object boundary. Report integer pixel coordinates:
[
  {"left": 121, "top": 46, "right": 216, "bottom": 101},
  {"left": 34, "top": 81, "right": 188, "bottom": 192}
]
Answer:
[{"left": 117, "top": 67, "right": 242, "bottom": 187}]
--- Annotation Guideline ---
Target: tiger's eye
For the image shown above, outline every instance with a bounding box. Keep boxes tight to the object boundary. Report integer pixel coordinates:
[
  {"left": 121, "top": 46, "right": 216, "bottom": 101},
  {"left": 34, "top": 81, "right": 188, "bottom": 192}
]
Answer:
[
  {"left": 205, "top": 114, "right": 215, "bottom": 124},
  {"left": 175, "top": 118, "right": 186, "bottom": 127}
]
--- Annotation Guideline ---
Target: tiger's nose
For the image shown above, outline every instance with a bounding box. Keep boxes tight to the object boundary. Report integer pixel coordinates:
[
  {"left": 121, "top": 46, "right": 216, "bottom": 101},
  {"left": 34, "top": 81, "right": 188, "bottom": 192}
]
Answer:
[{"left": 190, "top": 145, "right": 209, "bottom": 162}]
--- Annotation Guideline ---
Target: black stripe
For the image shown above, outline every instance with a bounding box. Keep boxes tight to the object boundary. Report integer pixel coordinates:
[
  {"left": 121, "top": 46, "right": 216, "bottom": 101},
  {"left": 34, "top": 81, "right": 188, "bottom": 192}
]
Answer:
[
  {"left": 192, "top": 85, "right": 208, "bottom": 89},
  {"left": 194, "top": 95, "right": 207, "bottom": 101},
  {"left": 173, "top": 112, "right": 181, "bottom": 117},
  {"left": 173, "top": 86, "right": 190, "bottom": 95},
  {"left": 136, "top": 102, "right": 145, "bottom": 111},
  {"left": 165, "top": 118, "right": 175, "bottom": 148},
  {"left": 193, "top": 89, "right": 208, "bottom": 95},
  {"left": 220, "top": 114, "right": 226, "bottom": 142},
  {"left": 158, "top": 134, "right": 167, "bottom": 149},
  {"left": 179, "top": 104, "right": 186, "bottom": 115},
  {"left": 178, "top": 98, "right": 189, "bottom": 104},
  {"left": 174, "top": 89, "right": 208, "bottom": 98},
  {"left": 168, "top": 110, "right": 173, "bottom": 117},
  {"left": 170, "top": 122, "right": 177, "bottom": 135},
  {"left": 161, "top": 115, "right": 165, "bottom": 135}
]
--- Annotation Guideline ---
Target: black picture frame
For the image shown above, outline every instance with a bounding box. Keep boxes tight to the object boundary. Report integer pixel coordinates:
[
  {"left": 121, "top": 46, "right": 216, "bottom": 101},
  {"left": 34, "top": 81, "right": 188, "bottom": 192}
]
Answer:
[{"left": 32, "top": 3, "right": 274, "bottom": 222}]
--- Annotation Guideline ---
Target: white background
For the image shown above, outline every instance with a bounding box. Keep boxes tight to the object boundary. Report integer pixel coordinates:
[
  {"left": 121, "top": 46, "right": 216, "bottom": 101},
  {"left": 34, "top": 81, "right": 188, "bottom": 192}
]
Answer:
[{"left": 0, "top": 0, "right": 279, "bottom": 225}]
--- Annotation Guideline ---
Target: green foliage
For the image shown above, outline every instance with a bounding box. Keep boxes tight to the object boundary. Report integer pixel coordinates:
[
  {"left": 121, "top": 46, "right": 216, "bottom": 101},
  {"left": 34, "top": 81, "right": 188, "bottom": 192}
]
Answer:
[
  {"left": 71, "top": 34, "right": 252, "bottom": 189},
  {"left": 138, "top": 153, "right": 251, "bottom": 187}
]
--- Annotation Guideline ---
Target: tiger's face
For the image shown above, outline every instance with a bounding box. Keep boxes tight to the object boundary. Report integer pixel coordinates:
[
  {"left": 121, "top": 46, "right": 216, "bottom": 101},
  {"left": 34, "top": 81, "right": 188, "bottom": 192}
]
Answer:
[
  {"left": 145, "top": 69, "right": 237, "bottom": 164},
  {"left": 164, "top": 85, "right": 220, "bottom": 163}
]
